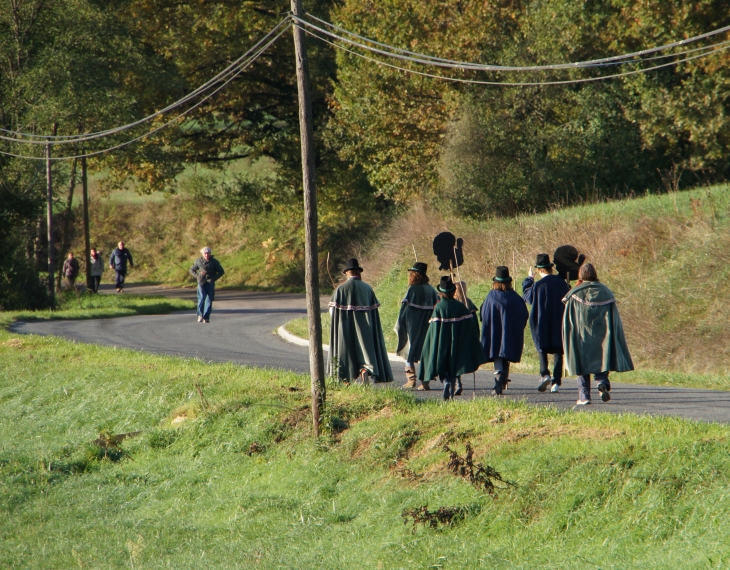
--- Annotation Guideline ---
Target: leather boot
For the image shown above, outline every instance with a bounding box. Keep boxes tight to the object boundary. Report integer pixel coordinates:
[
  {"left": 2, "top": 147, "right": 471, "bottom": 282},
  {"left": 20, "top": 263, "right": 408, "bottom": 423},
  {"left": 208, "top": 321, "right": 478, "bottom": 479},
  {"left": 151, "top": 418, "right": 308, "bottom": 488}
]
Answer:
[
  {"left": 403, "top": 367, "right": 417, "bottom": 389},
  {"left": 417, "top": 380, "right": 431, "bottom": 391}
]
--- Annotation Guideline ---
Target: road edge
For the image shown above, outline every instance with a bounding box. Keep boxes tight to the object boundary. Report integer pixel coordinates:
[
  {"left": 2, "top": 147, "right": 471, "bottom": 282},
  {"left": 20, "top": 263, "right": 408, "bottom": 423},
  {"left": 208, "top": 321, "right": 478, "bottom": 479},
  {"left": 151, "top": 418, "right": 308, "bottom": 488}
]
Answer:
[{"left": 277, "top": 324, "right": 406, "bottom": 364}]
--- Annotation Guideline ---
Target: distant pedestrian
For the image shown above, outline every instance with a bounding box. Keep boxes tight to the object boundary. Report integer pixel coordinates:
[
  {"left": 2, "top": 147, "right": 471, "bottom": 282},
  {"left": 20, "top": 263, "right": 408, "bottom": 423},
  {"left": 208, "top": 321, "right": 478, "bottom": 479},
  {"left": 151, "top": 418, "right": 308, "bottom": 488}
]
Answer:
[
  {"left": 419, "top": 276, "right": 487, "bottom": 401},
  {"left": 562, "top": 263, "right": 634, "bottom": 406},
  {"left": 189, "top": 246, "right": 225, "bottom": 323},
  {"left": 480, "top": 266, "right": 529, "bottom": 396},
  {"left": 62, "top": 252, "right": 80, "bottom": 289},
  {"left": 522, "top": 253, "right": 570, "bottom": 393},
  {"left": 109, "top": 241, "right": 133, "bottom": 293},
  {"left": 328, "top": 258, "right": 393, "bottom": 384},
  {"left": 89, "top": 248, "right": 104, "bottom": 293},
  {"left": 394, "top": 261, "right": 439, "bottom": 391}
]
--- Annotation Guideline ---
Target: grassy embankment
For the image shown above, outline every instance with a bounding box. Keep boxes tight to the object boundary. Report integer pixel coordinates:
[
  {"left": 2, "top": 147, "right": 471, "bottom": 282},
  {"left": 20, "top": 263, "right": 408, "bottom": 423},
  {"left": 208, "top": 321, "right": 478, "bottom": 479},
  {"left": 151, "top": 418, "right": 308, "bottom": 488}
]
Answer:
[
  {"left": 2, "top": 299, "right": 730, "bottom": 568},
  {"left": 287, "top": 184, "right": 730, "bottom": 390}
]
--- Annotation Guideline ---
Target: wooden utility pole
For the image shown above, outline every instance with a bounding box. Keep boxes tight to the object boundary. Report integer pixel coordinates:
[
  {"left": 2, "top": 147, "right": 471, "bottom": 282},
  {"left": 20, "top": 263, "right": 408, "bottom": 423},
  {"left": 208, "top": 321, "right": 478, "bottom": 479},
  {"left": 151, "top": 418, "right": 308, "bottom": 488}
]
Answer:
[
  {"left": 81, "top": 156, "right": 92, "bottom": 289},
  {"left": 46, "top": 123, "right": 58, "bottom": 307},
  {"left": 57, "top": 157, "right": 78, "bottom": 290},
  {"left": 291, "top": 0, "right": 325, "bottom": 437}
]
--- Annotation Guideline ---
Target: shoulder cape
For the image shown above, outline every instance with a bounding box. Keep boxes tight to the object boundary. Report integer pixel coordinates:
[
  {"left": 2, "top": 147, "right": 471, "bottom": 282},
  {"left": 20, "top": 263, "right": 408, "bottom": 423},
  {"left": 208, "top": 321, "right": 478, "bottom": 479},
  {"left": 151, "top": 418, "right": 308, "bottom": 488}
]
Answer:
[
  {"left": 480, "top": 289, "right": 529, "bottom": 363},
  {"left": 394, "top": 283, "right": 440, "bottom": 362},
  {"left": 522, "top": 274, "right": 570, "bottom": 353}
]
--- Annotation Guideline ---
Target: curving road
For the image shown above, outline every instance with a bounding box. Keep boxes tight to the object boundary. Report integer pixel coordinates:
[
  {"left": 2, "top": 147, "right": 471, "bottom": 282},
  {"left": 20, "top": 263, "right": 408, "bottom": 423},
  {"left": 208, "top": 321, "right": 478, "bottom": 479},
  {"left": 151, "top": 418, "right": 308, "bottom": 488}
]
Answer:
[{"left": 11, "top": 284, "right": 730, "bottom": 423}]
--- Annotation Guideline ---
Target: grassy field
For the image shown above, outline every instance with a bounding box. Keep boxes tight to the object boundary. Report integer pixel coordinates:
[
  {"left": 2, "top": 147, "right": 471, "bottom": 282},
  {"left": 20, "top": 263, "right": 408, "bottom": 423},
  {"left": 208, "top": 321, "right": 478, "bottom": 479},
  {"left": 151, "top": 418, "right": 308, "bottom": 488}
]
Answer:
[
  {"left": 2, "top": 301, "right": 730, "bottom": 568},
  {"left": 287, "top": 184, "right": 730, "bottom": 390}
]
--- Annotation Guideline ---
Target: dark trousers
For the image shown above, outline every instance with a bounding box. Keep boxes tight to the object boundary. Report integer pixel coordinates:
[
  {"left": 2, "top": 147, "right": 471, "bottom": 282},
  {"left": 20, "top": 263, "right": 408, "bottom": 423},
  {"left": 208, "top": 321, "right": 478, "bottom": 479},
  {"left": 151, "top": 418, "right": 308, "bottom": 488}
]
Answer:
[
  {"left": 197, "top": 282, "right": 215, "bottom": 320},
  {"left": 493, "top": 357, "right": 510, "bottom": 394},
  {"left": 439, "top": 372, "right": 460, "bottom": 400},
  {"left": 115, "top": 270, "right": 126, "bottom": 289},
  {"left": 91, "top": 276, "right": 101, "bottom": 293},
  {"left": 577, "top": 372, "right": 610, "bottom": 402},
  {"left": 538, "top": 352, "right": 564, "bottom": 385}
]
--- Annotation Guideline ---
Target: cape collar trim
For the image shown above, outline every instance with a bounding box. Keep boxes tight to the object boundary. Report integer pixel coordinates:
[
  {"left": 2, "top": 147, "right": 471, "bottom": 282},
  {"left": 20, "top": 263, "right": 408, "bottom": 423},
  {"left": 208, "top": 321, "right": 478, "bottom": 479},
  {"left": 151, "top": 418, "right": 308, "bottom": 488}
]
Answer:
[
  {"left": 328, "top": 301, "right": 380, "bottom": 311},
  {"left": 429, "top": 314, "right": 474, "bottom": 323},
  {"left": 401, "top": 298, "right": 436, "bottom": 310},
  {"left": 569, "top": 294, "right": 615, "bottom": 307}
]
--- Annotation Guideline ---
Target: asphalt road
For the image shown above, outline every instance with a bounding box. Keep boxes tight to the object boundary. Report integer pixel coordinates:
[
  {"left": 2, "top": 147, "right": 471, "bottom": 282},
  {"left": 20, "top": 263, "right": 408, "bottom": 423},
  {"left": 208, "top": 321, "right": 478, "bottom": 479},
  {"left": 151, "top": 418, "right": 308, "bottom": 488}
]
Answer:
[{"left": 11, "top": 284, "right": 730, "bottom": 424}]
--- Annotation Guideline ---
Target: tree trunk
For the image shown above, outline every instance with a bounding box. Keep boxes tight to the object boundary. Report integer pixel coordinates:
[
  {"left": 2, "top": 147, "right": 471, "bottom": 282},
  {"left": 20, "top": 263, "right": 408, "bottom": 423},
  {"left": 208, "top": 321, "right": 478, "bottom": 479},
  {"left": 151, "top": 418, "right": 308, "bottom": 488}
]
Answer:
[
  {"left": 57, "top": 157, "right": 78, "bottom": 290},
  {"left": 46, "top": 123, "right": 57, "bottom": 307},
  {"left": 291, "top": 0, "right": 325, "bottom": 437},
  {"left": 82, "top": 156, "right": 92, "bottom": 289}
]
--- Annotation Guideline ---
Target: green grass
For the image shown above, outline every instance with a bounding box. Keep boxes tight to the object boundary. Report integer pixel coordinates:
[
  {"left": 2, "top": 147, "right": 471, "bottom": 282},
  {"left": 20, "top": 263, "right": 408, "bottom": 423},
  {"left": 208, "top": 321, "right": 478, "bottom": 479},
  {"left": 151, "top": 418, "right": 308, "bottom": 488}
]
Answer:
[{"left": 2, "top": 315, "right": 730, "bottom": 568}]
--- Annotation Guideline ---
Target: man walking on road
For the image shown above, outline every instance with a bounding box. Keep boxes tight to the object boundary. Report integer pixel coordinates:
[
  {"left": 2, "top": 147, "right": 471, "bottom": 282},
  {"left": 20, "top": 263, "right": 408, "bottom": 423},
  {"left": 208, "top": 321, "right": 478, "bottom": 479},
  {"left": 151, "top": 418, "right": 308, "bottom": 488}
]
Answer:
[
  {"left": 109, "top": 241, "right": 133, "bottom": 293},
  {"left": 190, "top": 246, "right": 225, "bottom": 323}
]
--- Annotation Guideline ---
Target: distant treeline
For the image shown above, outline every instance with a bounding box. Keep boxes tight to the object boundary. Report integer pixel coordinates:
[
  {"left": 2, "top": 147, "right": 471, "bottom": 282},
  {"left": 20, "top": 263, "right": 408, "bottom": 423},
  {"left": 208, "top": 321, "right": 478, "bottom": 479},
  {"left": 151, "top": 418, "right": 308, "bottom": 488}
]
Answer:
[{"left": 1, "top": 0, "right": 728, "bottom": 308}]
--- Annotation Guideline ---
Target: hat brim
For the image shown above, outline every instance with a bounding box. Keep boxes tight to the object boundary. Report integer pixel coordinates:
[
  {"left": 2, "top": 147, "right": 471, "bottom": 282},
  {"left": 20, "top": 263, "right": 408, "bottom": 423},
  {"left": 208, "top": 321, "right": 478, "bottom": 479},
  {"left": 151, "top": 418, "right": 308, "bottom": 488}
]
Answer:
[
  {"left": 535, "top": 263, "right": 554, "bottom": 269},
  {"left": 342, "top": 266, "right": 363, "bottom": 274},
  {"left": 493, "top": 276, "right": 513, "bottom": 283},
  {"left": 438, "top": 285, "right": 456, "bottom": 293},
  {"left": 408, "top": 267, "right": 426, "bottom": 274}
]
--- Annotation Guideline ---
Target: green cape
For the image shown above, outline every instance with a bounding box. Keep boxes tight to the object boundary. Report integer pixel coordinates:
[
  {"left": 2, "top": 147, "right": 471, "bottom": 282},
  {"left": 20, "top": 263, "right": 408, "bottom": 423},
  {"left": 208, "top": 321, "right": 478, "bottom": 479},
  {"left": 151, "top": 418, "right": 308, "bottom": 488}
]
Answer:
[
  {"left": 328, "top": 277, "right": 394, "bottom": 382},
  {"left": 418, "top": 298, "right": 487, "bottom": 381},
  {"left": 562, "top": 281, "right": 634, "bottom": 376},
  {"left": 394, "top": 283, "right": 440, "bottom": 362}
]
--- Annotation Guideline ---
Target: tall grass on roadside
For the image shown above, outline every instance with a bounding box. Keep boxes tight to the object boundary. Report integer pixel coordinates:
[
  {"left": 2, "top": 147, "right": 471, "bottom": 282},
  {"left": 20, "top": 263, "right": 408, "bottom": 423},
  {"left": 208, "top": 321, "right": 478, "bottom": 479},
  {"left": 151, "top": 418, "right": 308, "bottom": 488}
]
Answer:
[{"left": 2, "top": 325, "right": 730, "bottom": 568}]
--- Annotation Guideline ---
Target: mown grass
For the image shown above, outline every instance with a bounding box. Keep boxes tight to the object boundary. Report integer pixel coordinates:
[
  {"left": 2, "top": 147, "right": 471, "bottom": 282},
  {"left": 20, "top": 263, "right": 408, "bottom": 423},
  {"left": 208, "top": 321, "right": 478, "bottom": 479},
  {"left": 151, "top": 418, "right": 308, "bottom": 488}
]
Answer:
[
  {"left": 287, "top": 184, "right": 730, "bottom": 390},
  {"left": 2, "top": 317, "right": 730, "bottom": 568}
]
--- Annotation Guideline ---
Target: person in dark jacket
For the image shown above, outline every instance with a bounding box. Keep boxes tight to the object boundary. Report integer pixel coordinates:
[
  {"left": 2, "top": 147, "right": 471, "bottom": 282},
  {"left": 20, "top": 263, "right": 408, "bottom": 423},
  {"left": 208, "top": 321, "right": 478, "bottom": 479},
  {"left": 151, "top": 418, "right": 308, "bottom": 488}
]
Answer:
[
  {"left": 394, "top": 262, "right": 439, "bottom": 391},
  {"left": 89, "top": 248, "right": 104, "bottom": 293},
  {"left": 480, "top": 266, "right": 529, "bottom": 396},
  {"left": 190, "top": 246, "right": 225, "bottom": 323},
  {"left": 109, "top": 241, "right": 133, "bottom": 293},
  {"left": 62, "top": 252, "right": 80, "bottom": 288},
  {"left": 522, "top": 253, "right": 571, "bottom": 393},
  {"left": 419, "top": 276, "right": 487, "bottom": 400}
]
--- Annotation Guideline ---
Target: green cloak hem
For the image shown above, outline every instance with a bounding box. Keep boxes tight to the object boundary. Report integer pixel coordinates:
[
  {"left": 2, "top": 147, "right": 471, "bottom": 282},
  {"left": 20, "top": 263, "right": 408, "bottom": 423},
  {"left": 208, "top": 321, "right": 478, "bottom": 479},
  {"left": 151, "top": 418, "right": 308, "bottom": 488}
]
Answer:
[
  {"left": 562, "top": 281, "right": 634, "bottom": 376},
  {"left": 418, "top": 298, "right": 487, "bottom": 381}
]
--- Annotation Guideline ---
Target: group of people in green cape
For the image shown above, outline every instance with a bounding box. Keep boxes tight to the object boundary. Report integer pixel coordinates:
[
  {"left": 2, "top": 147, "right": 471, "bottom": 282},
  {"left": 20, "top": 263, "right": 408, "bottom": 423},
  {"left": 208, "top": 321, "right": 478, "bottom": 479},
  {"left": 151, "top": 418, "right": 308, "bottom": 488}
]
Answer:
[{"left": 328, "top": 254, "right": 633, "bottom": 405}]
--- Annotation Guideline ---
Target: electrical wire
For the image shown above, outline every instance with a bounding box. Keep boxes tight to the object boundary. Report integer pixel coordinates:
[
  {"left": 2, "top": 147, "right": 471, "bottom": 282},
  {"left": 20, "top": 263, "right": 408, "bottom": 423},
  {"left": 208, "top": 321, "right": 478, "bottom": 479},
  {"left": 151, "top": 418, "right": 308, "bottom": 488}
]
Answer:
[
  {"left": 301, "top": 24, "right": 730, "bottom": 87},
  {"left": 301, "top": 13, "right": 730, "bottom": 72},
  {"left": 0, "top": 17, "right": 291, "bottom": 144},
  {"left": 0, "top": 24, "right": 290, "bottom": 161}
]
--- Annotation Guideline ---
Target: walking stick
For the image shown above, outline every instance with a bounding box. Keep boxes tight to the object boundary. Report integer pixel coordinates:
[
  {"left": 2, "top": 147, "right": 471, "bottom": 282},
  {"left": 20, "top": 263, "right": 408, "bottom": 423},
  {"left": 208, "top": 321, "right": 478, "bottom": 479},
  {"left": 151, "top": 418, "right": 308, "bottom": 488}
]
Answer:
[
  {"left": 412, "top": 244, "right": 418, "bottom": 262},
  {"left": 325, "top": 252, "right": 337, "bottom": 290},
  {"left": 473, "top": 372, "right": 476, "bottom": 399}
]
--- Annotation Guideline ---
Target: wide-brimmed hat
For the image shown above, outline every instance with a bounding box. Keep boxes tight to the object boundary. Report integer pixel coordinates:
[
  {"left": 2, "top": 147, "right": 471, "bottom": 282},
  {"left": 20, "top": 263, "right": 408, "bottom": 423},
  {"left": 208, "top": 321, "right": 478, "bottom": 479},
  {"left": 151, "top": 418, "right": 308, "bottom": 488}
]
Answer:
[
  {"left": 437, "top": 276, "right": 455, "bottom": 293},
  {"left": 493, "top": 266, "right": 512, "bottom": 283},
  {"left": 535, "top": 253, "right": 553, "bottom": 268},
  {"left": 342, "top": 258, "right": 364, "bottom": 273},
  {"left": 408, "top": 262, "right": 428, "bottom": 275}
]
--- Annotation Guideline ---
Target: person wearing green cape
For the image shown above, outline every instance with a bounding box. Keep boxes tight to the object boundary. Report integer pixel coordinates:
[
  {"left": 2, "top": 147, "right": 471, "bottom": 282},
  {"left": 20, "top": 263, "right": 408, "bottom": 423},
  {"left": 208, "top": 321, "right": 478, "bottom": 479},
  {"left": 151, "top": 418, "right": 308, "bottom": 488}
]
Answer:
[
  {"left": 419, "top": 276, "right": 488, "bottom": 400},
  {"left": 562, "top": 263, "right": 634, "bottom": 405},
  {"left": 328, "top": 258, "right": 394, "bottom": 384},
  {"left": 394, "top": 261, "right": 440, "bottom": 390}
]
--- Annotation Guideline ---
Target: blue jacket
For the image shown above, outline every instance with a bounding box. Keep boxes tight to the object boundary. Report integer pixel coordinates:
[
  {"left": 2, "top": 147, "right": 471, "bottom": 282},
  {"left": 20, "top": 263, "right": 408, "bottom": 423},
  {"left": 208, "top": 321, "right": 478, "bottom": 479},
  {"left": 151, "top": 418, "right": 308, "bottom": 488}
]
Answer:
[
  {"left": 522, "top": 274, "right": 570, "bottom": 353},
  {"left": 109, "top": 247, "right": 133, "bottom": 272},
  {"left": 480, "top": 289, "right": 528, "bottom": 363}
]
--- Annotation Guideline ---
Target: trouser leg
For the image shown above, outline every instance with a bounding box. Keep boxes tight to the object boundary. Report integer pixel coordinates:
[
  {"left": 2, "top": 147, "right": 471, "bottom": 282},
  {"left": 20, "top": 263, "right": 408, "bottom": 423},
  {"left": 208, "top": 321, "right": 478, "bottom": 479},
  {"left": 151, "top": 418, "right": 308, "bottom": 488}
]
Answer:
[
  {"left": 494, "top": 357, "right": 509, "bottom": 394},
  {"left": 197, "top": 285, "right": 205, "bottom": 317},
  {"left": 595, "top": 372, "right": 610, "bottom": 391},
  {"left": 440, "top": 372, "right": 455, "bottom": 400},
  {"left": 552, "top": 353, "right": 564, "bottom": 386},
  {"left": 538, "top": 351, "right": 550, "bottom": 378},
  {"left": 202, "top": 283, "right": 214, "bottom": 319},
  {"left": 577, "top": 374, "right": 591, "bottom": 401},
  {"left": 92, "top": 276, "right": 100, "bottom": 293},
  {"left": 115, "top": 271, "right": 125, "bottom": 289}
]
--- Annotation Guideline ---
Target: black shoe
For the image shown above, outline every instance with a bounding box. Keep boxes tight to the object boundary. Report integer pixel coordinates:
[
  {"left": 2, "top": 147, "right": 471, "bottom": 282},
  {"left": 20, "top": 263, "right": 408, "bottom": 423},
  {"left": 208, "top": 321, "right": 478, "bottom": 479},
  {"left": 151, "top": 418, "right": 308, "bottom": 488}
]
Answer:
[
  {"left": 598, "top": 382, "right": 610, "bottom": 402},
  {"left": 454, "top": 383, "right": 463, "bottom": 396}
]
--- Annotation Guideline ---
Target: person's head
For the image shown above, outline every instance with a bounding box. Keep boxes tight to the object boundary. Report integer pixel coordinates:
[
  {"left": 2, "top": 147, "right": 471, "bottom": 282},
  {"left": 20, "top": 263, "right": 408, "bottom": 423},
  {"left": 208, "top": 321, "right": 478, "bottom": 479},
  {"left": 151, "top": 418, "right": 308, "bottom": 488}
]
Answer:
[
  {"left": 492, "top": 266, "right": 513, "bottom": 291},
  {"left": 342, "top": 258, "right": 363, "bottom": 278},
  {"left": 201, "top": 246, "right": 212, "bottom": 260},
  {"left": 90, "top": 248, "right": 97, "bottom": 256},
  {"left": 437, "top": 276, "right": 456, "bottom": 299},
  {"left": 345, "top": 269, "right": 362, "bottom": 279},
  {"left": 118, "top": 241, "right": 125, "bottom": 250},
  {"left": 578, "top": 263, "right": 598, "bottom": 282},
  {"left": 67, "top": 252, "right": 74, "bottom": 258},
  {"left": 407, "top": 262, "right": 429, "bottom": 285},
  {"left": 535, "top": 253, "right": 554, "bottom": 275}
]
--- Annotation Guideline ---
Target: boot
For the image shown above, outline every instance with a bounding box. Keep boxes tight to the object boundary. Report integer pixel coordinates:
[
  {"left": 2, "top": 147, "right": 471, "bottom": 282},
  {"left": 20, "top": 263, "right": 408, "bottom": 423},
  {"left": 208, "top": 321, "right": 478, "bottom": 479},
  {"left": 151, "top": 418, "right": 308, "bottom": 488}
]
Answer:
[
  {"left": 417, "top": 380, "right": 431, "bottom": 391},
  {"left": 403, "top": 367, "right": 417, "bottom": 389}
]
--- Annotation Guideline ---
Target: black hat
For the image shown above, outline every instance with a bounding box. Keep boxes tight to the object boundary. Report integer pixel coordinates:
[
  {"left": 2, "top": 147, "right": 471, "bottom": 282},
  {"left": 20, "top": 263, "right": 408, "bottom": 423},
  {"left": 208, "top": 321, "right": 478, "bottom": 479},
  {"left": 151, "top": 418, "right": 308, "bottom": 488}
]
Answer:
[
  {"left": 437, "top": 276, "right": 455, "bottom": 293},
  {"left": 535, "top": 253, "right": 554, "bottom": 268},
  {"left": 408, "top": 262, "right": 428, "bottom": 275},
  {"left": 493, "top": 266, "right": 512, "bottom": 282},
  {"left": 342, "top": 258, "right": 363, "bottom": 274}
]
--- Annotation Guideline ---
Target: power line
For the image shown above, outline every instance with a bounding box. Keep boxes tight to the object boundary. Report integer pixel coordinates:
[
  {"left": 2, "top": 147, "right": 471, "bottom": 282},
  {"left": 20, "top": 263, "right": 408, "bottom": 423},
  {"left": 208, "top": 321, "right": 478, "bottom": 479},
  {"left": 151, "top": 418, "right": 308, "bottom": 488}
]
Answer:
[
  {"left": 300, "top": 23, "right": 730, "bottom": 87},
  {"left": 0, "top": 25, "right": 290, "bottom": 161},
  {"left": 300, "top": 13, "right": 730, "bottom": 72},
  {"left": 0, "top": 17, "right": 291, "bottom": 145}
]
